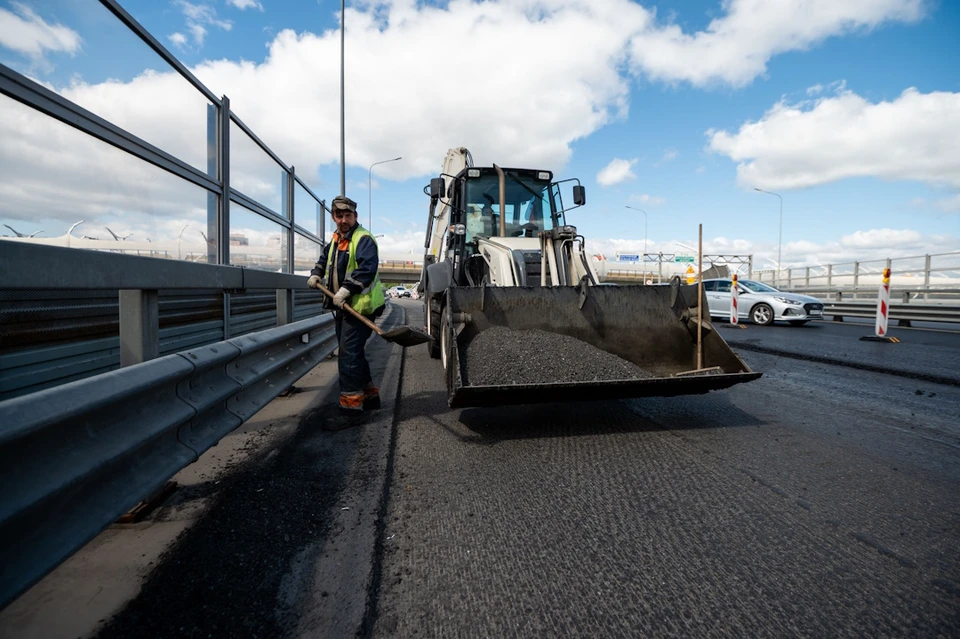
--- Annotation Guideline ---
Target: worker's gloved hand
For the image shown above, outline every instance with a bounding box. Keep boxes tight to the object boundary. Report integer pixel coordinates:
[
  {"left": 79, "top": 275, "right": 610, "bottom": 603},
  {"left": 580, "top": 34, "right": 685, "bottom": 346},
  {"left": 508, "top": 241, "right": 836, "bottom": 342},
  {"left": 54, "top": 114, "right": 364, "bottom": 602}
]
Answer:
[
  {"left": 307, "top": 275, "right": 321, "bottom": 289},
  {"left": 333, "top": 286, "right": 352, "bottom": 308}
]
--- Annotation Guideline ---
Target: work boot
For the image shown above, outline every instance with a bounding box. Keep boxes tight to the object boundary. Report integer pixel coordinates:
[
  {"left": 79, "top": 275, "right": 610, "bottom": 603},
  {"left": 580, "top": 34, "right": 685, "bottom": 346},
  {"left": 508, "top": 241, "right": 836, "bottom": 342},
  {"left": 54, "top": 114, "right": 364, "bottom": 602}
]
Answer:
[{"left": 363, "top": 384, "right": 381, "bottom": 410}]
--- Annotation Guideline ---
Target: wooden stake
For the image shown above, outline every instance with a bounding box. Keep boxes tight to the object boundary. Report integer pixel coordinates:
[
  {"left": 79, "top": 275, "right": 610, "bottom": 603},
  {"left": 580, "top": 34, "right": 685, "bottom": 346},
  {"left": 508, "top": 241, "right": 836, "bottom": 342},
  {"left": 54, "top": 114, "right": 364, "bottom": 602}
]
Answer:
[{"left": 697, "top": 224, "right": 703, "bottom": 370}]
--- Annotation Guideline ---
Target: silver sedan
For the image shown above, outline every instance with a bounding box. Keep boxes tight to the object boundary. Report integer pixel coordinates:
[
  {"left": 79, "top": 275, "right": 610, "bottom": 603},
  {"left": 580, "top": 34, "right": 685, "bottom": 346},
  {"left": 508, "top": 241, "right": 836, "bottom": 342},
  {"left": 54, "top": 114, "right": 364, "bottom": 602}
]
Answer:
[{"left": 703, "top": 278, "right": 825, "bottom": 326}]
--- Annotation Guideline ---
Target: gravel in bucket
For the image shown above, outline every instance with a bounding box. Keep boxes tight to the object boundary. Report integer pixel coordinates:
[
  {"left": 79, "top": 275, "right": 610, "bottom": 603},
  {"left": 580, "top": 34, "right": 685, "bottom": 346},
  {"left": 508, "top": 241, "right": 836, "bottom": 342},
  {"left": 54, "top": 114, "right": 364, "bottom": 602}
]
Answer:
[{"left": 462, "top": 326, "right": 655, "bottom": 386}]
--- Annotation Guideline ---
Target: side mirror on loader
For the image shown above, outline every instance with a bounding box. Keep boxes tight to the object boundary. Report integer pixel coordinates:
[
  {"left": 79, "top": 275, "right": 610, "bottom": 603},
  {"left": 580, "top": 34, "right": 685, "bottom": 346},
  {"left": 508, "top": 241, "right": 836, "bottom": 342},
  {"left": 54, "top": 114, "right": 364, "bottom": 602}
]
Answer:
[
  {"left": 429, "top": 177, "right": 445, "bottom": 199},
  {"left": 573, "top": 185, "right": 586, "bottom": 206}
]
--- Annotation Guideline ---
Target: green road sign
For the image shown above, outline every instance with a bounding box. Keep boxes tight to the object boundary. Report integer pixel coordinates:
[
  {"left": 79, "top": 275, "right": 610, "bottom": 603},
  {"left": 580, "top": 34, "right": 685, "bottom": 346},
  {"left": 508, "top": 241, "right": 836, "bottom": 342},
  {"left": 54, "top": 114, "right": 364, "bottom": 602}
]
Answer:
[{"left": 674, "top": 256, "right": 695, "bottom": 263}]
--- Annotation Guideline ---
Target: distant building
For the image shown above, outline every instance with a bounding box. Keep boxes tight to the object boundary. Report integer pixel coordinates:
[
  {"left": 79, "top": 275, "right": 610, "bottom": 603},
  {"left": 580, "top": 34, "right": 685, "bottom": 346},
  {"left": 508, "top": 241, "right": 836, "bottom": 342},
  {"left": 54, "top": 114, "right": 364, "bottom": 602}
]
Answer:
[{"left": 229, "top": 233, "right": 249, "bottom": 246}]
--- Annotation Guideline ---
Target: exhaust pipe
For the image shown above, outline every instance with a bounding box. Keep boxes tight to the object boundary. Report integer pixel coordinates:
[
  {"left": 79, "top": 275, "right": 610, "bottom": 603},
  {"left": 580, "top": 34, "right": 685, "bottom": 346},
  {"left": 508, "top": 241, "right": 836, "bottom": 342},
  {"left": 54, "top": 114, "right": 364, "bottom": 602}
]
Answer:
[{"left": 493, "top": 164, "right": 506, "bottom": 237}]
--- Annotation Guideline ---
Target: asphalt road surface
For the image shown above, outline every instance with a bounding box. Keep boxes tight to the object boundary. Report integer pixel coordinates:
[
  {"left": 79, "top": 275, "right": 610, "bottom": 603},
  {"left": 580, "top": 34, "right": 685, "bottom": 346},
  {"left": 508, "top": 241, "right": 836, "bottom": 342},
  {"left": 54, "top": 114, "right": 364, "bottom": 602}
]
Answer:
[
  {"left": 371, "top": 301, "right": 959, "bottom": 637},
  {"left": 3, "top": 300, "right": 957, "bottom": 638}
]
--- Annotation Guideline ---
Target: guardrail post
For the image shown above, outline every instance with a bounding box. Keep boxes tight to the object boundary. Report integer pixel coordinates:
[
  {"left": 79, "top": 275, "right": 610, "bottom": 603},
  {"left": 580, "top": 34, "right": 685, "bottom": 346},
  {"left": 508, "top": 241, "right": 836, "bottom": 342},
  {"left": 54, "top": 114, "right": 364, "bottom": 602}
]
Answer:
[
  {"left": 853, "top": 261, "right": 860, "bottom": 291},
  {"left": 832, "top": 290, "right": 843, "bottom": 322},
  {"left": 218, "top": 95, "right": 231, "bottom": 267},
  {"left": 223, "top": 292, "right": 232, "bottom": 339},
  {"left": 277, "top": 289, "right": 294, "bottom": 326},
  {"left": 283, "top": 166, "right": 294, "bottom": 274},
  {"left": 899, "top": 289, "right": 913, "bottom": 327},
  {"left": 827, "top": 264, "right": 832, "bottom": 287},
  {"left": 747, "top": 255, "right": 753, "bottom": 279},
  {"left": 319, "top": 199, "right": 326, "bottom": 240},
  {"left": 787, "top": 269, "right": 792, "bottom": 288},
  {"left": 805, "top": 267, "right": 810, "bottom": 287},
  {"left": 924, "top": 254, "right": 931, "bottom": 301},
  {"left": 119, "top": 290, "right": 159, "bottom": 366},
  {"left": 206, "top": 103, "right": 218, "bottom": 265}
]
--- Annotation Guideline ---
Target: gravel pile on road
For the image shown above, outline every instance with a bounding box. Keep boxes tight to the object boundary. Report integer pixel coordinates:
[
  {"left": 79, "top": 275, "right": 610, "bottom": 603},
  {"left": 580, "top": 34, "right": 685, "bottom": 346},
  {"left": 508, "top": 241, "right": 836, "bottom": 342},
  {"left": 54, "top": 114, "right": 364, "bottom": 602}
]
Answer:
[{"left": 463, "top": 326, "right": 654, "bottom": 386}]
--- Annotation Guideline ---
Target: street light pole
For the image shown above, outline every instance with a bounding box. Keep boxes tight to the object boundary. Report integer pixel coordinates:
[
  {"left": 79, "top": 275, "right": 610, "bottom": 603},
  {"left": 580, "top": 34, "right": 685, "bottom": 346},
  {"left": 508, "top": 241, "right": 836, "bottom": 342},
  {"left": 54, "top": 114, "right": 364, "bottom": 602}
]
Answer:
[
  {"left": 624, "top": 205, "right": 648, "bottom": 256},
  {"left": 754, "top": 187, "right": 783, "bottom": 287},
  {"left": 339, "top": 0, "right": 345, "bottom": 196},
  {"left": 368, "top": 156, "right": 402, "bottom": 232}
]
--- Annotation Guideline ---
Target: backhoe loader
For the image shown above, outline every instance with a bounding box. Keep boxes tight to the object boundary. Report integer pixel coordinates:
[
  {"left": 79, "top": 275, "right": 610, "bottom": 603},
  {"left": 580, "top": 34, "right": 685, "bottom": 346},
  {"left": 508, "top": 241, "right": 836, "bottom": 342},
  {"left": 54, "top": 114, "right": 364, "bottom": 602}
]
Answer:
[{"left": 418, "top": 147, "right": 760, "bottom": 408}]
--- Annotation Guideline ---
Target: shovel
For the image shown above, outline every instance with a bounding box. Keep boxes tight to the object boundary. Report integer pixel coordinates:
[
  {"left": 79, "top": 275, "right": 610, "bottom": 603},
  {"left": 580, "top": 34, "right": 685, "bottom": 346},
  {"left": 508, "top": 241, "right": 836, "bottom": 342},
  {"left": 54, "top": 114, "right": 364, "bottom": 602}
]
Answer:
[{"left": 313, "top": 282, "right": 433, "bottom": 347}]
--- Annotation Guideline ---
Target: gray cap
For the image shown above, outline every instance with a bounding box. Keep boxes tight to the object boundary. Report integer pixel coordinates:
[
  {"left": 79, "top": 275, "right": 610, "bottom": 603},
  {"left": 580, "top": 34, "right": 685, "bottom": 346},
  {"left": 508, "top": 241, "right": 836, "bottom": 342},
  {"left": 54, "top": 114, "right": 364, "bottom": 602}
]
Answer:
[{"left": 331, "top": 195, "right": 358, "bottom": 212}]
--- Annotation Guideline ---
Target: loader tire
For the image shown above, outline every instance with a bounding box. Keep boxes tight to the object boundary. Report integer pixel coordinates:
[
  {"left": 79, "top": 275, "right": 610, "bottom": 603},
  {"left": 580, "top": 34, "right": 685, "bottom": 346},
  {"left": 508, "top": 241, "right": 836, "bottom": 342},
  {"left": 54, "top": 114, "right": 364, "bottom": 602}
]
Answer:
[{"left": 427, "top": 297, "right": 442, "bottom": 359}]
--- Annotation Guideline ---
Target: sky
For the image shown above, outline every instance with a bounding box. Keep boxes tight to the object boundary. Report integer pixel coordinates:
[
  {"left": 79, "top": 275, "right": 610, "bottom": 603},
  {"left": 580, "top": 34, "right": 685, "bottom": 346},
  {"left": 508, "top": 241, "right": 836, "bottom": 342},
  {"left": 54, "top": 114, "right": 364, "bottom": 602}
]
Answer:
[{"left": 0, "top": 0, "right": 958, "bottom": 272}]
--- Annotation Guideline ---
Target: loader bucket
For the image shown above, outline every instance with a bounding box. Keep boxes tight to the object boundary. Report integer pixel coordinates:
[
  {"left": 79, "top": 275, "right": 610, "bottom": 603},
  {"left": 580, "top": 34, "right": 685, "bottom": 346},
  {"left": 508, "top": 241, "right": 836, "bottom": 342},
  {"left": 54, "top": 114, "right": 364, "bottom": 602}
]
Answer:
[{"left": 442, "top": 282, "right": 761, "bottom": 408}]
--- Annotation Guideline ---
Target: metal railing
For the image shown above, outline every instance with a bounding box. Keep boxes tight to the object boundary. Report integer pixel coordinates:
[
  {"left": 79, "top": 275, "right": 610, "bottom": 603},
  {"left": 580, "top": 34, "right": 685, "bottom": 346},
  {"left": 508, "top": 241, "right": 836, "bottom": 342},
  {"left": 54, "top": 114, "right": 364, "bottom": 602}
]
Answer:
[
  {"left": 0, "top": 0, "right": 328, "bottom": 272},
  {"left": 821, "top": 300, "right": 960, "bottom": 325},
  {"left": 753, "top": 252, "right": 960, "bottom": 295}
]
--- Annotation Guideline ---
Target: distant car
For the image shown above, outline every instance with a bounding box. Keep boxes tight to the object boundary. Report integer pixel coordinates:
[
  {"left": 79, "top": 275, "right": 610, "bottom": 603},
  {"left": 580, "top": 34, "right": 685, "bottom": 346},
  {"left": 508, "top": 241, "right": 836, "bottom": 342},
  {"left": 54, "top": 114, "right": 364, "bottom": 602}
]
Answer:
[
  {"left": 387, "top": 285, "right": 412, "bottom": 299},
  {"left": 703, "top": 278, "right": 825, "bottom": 326}
]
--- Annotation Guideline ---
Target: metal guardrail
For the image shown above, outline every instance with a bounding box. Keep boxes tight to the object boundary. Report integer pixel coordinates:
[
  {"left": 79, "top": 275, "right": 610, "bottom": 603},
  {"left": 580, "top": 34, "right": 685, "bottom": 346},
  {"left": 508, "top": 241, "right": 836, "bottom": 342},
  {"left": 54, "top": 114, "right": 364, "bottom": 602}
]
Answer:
[
  {"left": 823, "top": 301, "right": 960, "bottom": 325},
  {"left": 0, "top": 310, "right": 339, "bottom": 610},
  {"left": 0, "top": 243, "right": 329, "bottom": 399}
]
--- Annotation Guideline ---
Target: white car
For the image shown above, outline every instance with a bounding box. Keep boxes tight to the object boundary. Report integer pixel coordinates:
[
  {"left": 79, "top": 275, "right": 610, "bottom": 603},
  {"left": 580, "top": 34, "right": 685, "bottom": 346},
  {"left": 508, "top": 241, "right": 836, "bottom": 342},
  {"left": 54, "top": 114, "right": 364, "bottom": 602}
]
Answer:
[
  {"left": 703, "top": 278, "right": 825, "bottom": 326},
  {"left": 387, "top": 285, "right": 412, "bottom": 299}
]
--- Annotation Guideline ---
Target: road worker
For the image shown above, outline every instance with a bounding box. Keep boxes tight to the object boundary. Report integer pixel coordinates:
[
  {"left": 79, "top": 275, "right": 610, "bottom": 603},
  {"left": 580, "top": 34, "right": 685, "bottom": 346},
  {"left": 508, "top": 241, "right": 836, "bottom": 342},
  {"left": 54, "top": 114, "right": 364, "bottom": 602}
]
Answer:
[{"left": 307, "top": 195, "right": 385, "bottom": 430}]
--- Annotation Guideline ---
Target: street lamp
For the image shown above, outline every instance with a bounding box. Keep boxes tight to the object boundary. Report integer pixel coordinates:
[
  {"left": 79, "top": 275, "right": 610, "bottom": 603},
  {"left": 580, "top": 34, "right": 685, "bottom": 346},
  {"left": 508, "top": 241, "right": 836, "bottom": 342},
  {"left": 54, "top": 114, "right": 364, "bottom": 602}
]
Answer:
[
  {"left": 624, "top": 205, "right": 648, "bottom": 256},
  {"left": 339, "top": 0, "right": 345, "bottom": 196},
  {"left": 754, "top": 187, "right": 783, "bottom": 287},
  {"left": 368, "top": 156, "right": 402, "bottom": 233}
]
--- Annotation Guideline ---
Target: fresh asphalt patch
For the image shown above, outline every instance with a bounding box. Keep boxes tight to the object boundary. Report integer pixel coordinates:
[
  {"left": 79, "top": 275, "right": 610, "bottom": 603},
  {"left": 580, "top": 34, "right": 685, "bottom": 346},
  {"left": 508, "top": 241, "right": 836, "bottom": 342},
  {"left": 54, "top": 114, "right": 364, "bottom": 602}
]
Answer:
[{"left": 96, "top": 304, "right": 404, "bottom": 639}]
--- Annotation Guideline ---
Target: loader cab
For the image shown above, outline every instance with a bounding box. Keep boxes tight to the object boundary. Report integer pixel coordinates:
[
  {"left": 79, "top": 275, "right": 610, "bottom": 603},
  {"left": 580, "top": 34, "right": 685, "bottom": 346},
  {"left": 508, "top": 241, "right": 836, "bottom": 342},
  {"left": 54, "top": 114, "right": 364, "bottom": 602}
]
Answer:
[
  {"left": 456, "top": 168, "right": 559, "bottom": 247},
  {"left": 439, "top": 168, "right": 559, "bottom": 286}
]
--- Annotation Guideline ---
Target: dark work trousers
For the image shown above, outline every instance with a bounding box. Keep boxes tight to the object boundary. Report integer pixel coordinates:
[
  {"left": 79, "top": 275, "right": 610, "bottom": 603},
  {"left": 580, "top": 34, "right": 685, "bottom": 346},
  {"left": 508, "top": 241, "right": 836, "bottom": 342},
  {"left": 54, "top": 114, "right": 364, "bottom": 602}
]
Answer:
[{"left": 335, "top": 310, "right": 374, "bottom": 409}]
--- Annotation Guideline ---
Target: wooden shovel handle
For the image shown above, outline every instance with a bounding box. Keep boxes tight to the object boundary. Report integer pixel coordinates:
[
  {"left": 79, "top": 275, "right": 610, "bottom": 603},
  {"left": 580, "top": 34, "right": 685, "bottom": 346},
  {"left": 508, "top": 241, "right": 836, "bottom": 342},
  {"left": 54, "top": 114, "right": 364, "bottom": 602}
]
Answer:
[{"left": 314, "top": 282, "right": 383, "bottom": 335}]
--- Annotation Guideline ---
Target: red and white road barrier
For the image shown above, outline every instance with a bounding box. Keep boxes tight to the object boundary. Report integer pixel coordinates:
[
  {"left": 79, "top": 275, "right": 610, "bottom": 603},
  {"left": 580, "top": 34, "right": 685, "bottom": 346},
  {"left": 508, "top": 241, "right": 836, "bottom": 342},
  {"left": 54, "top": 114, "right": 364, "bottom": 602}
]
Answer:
[
  {"left": 730, "top": 274, "right": 739, "bottom": 325},
  {"left": 874, "top": 267, "right": 891, "bottom": 337}
]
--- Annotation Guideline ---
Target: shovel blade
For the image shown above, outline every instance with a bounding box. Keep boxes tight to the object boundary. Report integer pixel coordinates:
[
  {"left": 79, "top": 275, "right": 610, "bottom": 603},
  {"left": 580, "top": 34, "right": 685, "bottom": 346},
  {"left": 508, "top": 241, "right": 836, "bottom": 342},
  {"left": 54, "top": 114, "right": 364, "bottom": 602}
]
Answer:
[{"left": 380, "top": 325, "right": 433, "bottom": 347}]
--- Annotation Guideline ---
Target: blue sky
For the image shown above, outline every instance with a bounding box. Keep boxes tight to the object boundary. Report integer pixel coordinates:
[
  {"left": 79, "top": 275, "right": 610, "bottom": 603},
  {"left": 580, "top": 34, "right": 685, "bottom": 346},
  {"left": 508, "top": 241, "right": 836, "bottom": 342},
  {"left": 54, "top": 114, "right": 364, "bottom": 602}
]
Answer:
[{"left": 1, "top": 0, "right": 958, "bottom": 270}]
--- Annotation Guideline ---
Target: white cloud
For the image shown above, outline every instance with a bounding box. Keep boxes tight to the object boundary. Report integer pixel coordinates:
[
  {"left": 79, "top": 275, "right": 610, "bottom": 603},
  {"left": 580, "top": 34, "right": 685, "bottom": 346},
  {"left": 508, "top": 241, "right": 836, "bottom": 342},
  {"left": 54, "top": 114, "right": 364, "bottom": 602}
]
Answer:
[
  {"left": 661, "top": 149, "right": 678, "bottom": 162},
  {"left": 806, "top": 80, "right": 846, "bottom": 97},
  {"left": 707, "top": 87, "right": 960, "bottom": 191},
  {"left": 628, "top": 193, "right": 665, "bottom": 206},
  {"left": 0, "top": 2, "right": 81, "bottom": 66},
  {"left": 840, "top": 228, "right": 921, "bottom": 249},
  {"left": 175, "top": 0, "right": 232, "bottom": 46},
  {"left": 227, "top": 0, "right": 264, "bottom": 10},
  {"left": 0, "top": 0, "right": 950, "bottom": 253},
  {"left": 597, "top": 158, "right": 638, "bottom": 187},
  {"left": 629, "top": 0, "right": 924, "bottom": 87},
  {"left": 184, "top": 1, "right": 649, "bottom": 179},
  {"left": 168, "top": 32, "right": 188, "bottom": 49},
  {"left": 188, "top": 23, "right": 207, "bottom": 45}
]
